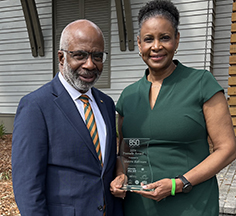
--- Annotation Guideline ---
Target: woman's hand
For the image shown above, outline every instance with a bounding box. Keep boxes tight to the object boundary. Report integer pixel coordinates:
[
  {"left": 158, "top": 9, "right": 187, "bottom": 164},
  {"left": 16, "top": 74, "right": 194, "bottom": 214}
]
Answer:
[
  {"left": 110, "top": 174, "right": 127, "bottom": 199},
  {"left": 134, "top": 178, "right": 172, "bottom": 202}
]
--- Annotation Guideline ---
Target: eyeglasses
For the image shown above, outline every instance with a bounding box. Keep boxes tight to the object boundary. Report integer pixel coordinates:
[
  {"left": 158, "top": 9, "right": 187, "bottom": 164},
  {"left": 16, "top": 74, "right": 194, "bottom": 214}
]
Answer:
[{"left": 61, "top": 49, "right": 108, "bottom": 64}]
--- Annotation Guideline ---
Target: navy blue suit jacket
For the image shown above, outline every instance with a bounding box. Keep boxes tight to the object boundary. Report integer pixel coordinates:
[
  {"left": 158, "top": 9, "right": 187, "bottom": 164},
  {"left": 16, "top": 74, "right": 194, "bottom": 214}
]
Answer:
[{"left": 12, "top": 74, "right": 123, "bottom": 216}]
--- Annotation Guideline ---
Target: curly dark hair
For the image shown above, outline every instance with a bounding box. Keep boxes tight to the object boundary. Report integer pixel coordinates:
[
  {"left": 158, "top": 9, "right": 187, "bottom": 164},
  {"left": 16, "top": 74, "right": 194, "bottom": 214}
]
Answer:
[{"left": 138, "top": 0, "right": 180, "bottom": 37}]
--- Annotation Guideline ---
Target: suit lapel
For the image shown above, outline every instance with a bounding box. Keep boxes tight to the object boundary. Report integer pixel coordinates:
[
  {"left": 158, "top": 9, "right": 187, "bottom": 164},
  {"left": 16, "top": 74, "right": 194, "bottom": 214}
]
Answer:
[{"left": 51, "top": 74, "right": 100, "bottom": 163}]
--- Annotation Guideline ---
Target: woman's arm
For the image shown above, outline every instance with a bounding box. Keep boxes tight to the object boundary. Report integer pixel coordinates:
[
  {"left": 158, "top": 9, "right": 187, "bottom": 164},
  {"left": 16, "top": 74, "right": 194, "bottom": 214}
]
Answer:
[
  {"left": 183, "top": 91, "right": 236, "bottom": 185},
  {"left": 135, "top": 92, "right": 236, "bottom": 201}
]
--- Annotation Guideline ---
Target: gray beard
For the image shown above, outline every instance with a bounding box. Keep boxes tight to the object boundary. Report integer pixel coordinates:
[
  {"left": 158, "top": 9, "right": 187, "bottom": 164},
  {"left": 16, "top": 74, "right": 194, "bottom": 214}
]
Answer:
[{"left": 63, "top": 61, "right": 100, "bottom": 92}]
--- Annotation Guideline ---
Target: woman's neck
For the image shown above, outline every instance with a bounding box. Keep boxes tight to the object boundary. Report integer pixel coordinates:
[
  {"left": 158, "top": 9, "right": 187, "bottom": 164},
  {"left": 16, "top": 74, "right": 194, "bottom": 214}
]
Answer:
[{"left": 147, "top": 62, "right": 176, "bottom": 84}]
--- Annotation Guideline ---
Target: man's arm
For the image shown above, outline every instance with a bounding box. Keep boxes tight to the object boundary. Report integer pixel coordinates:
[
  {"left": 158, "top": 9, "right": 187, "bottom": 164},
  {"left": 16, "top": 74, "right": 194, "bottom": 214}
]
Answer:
[{"left": 12, "top": 95, "right": 49, "bottom": 216}]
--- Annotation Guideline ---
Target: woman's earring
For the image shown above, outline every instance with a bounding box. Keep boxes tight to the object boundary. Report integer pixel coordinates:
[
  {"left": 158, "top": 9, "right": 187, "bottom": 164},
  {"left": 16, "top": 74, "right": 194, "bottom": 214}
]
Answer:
[
  {"left": 139, "top": 51, "right": 142, "bottom": 57},
  {"left": 175, "top": 50, "right": 178, "bottom": 54}
]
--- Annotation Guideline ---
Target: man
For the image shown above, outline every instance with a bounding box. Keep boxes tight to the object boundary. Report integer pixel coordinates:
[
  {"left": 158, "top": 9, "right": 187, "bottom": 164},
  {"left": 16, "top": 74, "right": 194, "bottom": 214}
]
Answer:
[{"left": 12, "top": 19, "right": 123, "bottom": 216}]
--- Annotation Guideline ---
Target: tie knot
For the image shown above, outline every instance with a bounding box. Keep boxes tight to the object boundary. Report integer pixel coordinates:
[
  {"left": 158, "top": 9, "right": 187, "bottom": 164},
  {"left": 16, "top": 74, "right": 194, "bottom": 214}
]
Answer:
[{"left": 79, "top": 95, "right": 89, "bottom": 104}]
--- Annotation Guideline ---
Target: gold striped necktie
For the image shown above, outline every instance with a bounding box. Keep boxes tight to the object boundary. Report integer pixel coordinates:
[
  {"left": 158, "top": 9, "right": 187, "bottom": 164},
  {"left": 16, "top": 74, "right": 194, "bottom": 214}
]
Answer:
[{"left": 79, "top": 95, "right": 103, "bottom": 166}]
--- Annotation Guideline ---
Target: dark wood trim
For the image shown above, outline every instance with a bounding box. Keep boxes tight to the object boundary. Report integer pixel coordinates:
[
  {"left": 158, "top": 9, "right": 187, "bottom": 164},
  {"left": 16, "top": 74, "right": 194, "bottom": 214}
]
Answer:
[
  {"left": 26, "top": 0, "right": 44, "bottom": 56},
  {"left": 115, "top": 0, "right": 126, "bottom": 51},
  {"left": 20, "top": 0, "right": 44, "bottom": 57},
  {"left": 52, "top": 0, "right": 57, "bottom": 76},
  {"left": 20, "top": 0, "right": 37, "bottom": 57},
  {"left": 123, "top": 0, "right": 134, "bottom": 51}
]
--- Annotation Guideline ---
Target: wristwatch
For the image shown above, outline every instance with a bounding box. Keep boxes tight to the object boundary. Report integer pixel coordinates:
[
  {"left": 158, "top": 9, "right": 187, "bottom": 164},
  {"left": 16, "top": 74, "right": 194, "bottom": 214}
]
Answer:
[{"left": 176, "top": 175, "right": 192, "bottom": 193}]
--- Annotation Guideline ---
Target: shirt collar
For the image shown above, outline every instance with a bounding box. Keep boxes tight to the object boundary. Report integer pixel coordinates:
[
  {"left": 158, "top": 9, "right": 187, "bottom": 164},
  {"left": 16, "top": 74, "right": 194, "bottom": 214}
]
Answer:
[{"left": 58, "top": 72, "right": 94, "bottom": 102}]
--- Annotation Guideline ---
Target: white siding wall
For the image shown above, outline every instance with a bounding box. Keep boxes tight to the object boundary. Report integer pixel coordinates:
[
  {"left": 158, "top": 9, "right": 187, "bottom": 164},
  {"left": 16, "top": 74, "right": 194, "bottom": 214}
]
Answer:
[
  {"left": 101, "top": 0, "right": 146, "bottom": 102},
  {"left": 101, "top": 0, "right": 230, "bottom": 103},
  {"left": 0, "top": 0, "right": 232, "bottom": 114},
  {"left": 0, "top": 0, "right": 52, "bottom": 114},
  {"left": 175, "top": 0, "right": 214, "bottom": 70},
  {"left": 213, "top": 0, "right": 232, "bottom": 96}
]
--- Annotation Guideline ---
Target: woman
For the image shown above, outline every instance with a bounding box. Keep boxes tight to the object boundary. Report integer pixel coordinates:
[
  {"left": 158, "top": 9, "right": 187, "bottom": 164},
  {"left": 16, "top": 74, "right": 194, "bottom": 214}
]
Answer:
[{"left": 110, "top": 0, "right": 236, "bottom": 215}]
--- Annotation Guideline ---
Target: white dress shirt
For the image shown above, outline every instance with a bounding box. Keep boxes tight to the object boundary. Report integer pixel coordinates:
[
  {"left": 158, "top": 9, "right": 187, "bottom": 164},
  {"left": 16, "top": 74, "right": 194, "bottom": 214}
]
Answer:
[{"left": 59, "top": 72, "right": 107, "bottom": 163}]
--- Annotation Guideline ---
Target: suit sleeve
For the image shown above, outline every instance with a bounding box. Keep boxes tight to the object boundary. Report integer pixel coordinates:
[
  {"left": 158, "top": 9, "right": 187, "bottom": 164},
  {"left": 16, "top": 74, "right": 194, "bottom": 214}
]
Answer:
[{"left": 12, "top": 95, "right": 49, "bottom": 216}]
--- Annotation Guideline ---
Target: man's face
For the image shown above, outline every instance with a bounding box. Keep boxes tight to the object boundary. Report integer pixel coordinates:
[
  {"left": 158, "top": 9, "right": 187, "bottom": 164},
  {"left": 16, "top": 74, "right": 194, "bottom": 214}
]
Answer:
[
  {"left": 59, "top": 23, "right": 104, "bottom": 93},
  {"left": 62, "top": 55, "right": 101, "bottom": 93}
]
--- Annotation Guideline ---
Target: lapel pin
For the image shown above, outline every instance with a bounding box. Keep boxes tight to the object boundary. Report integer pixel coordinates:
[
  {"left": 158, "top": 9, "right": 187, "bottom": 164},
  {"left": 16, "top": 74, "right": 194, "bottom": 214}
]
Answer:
[{"left": 100, "top": 100, "right": 103, "bottom": 103}]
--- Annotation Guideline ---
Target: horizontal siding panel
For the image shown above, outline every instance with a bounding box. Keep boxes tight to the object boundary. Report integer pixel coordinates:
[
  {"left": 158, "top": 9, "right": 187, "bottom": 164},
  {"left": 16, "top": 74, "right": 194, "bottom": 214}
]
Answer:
[
  {"left": 180, "top": 16, "right": 213, "bottom": 26},
  {"left": 179, "top": 28, "right": 209, "bottom": 37},
  {"left": 178, "top": 54, "right": 209, "bottom": 62},
  {"left": 214, "top": 68, "right": 230, "bottom": 76},
  {"left": 212, "top": 0, "right": 231, "bottom": 96},
  {"left": 109, "top": 81, "right": 140, "bottom": 90},
  {"left": 214, "top": 56, "right": 231, "bottom": 64},
  {"left": 111, "top": 72, "right": 145, "bottom": 79},
  {"left": 111, "top": 58, "right": 146, "bottom": 67},
  {"left": 0, "top": 0, "right": 232, "bottom": 113},
  {"left": 0, "top": 108, "right": 19, "bottom": 114},
  {"left": 0, "top": 20, "right": 27, "bottom": 30},
  {"left": 0, "top": 1, "right": 21, "bottom": 7},
  {"left": 214, "top": 39, "right": 231, "bottom": 46},
  {"left": 178, "top": 41, "right": 206, "bottom": 50},
  {"left": 107, "top": 1, "right": 218, "bottom": 103},
  {"left": 0, "top": 52, "right": 53, "bottom": 62},
  {"left": 175, "top": 2, "right": 210, "bottom": 12},
  {"left": 0, "top": 74, "right": 52, "bottom": 83},
  {"left": 215, "top": 0, "right": 232, "bottom": 6},
  {"left": 214, "top": 44, "right": 231, "bottom": 52},
  {"left": 0, "top": 8, "right": 23, "bottom": 20},
  {"left": 215, "top": 4, "right": 232, "bottom": 14},
  {"left": 214, "top": 30, "right": 231, "bottom": 40},
  {"left": 0, "top": 86, "right": 51, "bottom": 94},
  {"left": 0, "top": 0, "right": 52, "bottom": 114},
  {"left": 179, "top": 23, "right": 212, "bottom": 30},
  {"left": 0, "top": 96, "right": 25, "bottom": 104},
  {"left": 0, "top": 31, "right": 30, "bottom": 40}
]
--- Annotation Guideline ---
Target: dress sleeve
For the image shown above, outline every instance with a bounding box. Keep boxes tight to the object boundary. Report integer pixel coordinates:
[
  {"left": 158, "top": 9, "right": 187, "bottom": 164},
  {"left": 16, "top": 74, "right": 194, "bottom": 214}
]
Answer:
[{"left": 201, "top": 70, "right": 224, "bottom": 103}]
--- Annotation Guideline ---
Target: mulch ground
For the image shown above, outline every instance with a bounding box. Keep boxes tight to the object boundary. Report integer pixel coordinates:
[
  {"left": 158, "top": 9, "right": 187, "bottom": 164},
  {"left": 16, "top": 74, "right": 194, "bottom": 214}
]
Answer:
[
  {"left": 0, "top": 134, "right": 213, "bottom": 216},
  {"left": 0, "top": 134, "right": 20, "bottom": 216}
]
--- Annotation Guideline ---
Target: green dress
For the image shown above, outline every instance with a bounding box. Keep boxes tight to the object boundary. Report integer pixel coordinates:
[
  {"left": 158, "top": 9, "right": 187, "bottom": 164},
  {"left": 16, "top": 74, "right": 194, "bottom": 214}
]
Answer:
[{"left": 116, "top": 60, "right": 223, "bottom": 216}]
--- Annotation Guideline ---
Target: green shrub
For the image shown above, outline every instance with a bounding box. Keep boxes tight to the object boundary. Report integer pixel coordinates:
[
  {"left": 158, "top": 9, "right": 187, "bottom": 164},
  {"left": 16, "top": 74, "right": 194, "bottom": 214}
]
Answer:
[
  {"left": 0, "top": 171, "right": 11, "bottom": 180},
  {"left": 0, "top": 123, "right": 6, "bottom": 139}
]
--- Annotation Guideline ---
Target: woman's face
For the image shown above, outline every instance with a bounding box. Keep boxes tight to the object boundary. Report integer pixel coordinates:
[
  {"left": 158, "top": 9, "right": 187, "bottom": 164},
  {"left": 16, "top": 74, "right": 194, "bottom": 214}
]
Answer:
[{"left": 138, "top": 16, "right": 180, "bottom": 74}]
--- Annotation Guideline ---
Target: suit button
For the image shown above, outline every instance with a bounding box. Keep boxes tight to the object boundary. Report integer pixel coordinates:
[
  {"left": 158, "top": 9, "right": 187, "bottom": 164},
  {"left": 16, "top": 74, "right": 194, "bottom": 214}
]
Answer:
[{"left": 98, "top": 205, "right": 103, "bottom": 211}]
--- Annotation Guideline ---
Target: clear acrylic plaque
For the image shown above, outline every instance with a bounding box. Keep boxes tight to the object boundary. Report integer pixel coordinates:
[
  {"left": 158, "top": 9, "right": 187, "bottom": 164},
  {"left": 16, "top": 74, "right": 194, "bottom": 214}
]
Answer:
[{"left": 120, "top": 138, "right": 153, "bottom": 191}]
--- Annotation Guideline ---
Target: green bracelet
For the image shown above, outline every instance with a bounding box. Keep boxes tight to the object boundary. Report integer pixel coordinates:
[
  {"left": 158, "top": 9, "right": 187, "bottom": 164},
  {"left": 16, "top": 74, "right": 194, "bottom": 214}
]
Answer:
[{"left": 171, "top": 178, "right": 176, "bottom": 196}]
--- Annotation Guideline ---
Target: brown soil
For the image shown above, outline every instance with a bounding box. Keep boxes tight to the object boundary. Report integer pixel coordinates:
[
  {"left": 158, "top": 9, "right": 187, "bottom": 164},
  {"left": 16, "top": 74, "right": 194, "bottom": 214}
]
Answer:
[
  {"left": 0, "top": 135, "right": 213, "bottom": 216},
  {"left": 0, "top": 134, "right": 20, "bottom": 216}
]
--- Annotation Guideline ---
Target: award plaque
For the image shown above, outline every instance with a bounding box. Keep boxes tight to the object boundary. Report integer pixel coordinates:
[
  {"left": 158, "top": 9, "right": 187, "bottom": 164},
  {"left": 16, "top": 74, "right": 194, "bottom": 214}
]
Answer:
[{"left": 120, "top": 138, "right": 153, "bottom": 191}]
